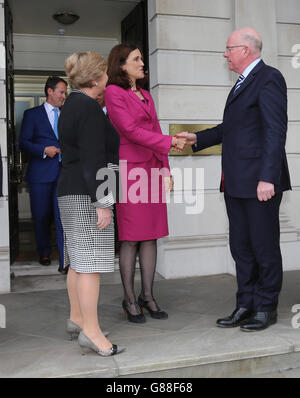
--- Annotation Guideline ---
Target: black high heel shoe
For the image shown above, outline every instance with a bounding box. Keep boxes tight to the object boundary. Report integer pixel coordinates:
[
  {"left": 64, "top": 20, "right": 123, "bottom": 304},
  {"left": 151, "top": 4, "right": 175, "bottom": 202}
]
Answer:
[
  {"left": 122, "top": 300, "right": 146, "bottom": 323},
  {"left": 138, "top": 296, "right": 168, "bottom": 320}
]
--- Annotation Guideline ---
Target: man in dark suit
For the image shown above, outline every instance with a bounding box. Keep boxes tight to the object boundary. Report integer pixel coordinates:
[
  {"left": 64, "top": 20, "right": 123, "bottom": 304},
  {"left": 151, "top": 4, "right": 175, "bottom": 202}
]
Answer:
[
  {"left": 178, "top": 27, "right": 291, "bottom": 331},
  {"left": 19, "top": 76, "right": 68, "bottom": 273}
]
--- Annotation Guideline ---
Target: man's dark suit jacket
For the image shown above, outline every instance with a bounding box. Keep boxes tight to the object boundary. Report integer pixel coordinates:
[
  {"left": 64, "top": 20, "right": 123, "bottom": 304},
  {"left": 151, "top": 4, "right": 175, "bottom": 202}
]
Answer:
[
  {"left": 19, "top": 104, "right": 61, "bottom": 183},
  {"left": 193, "top": 60, "right": 291, "bottom": 197}
]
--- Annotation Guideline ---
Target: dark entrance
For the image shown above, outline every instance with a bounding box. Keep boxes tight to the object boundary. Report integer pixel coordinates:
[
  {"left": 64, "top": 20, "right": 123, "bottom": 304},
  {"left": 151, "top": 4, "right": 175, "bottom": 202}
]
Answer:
[
  {"left": 121, "top": 0, "right": 149, "bottom": 85},
  {"left": 7, "top": 0, "right": 149, "bottom": 265},
  {"left": 5, "top": 0, "right": 20, "bottom": 264}
]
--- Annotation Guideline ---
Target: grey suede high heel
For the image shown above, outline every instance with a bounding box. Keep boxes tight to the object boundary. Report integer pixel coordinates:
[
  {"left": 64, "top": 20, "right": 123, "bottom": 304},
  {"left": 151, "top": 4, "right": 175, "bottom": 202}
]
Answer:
[
  {"left": 66, "top": 319, "right": 82, "bottom": 340},
  {"left": 78, "top": 331, "right": 126, "bottom": 356},
  {"left": 66, "top": 320, "right": 110, "bottom": 340}
]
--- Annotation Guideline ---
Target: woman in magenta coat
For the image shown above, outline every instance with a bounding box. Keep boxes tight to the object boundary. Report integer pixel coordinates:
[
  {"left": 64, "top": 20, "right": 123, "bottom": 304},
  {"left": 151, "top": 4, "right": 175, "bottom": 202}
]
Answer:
[{"left": 105, "top": 44, "right": 185, "bottom": 323}]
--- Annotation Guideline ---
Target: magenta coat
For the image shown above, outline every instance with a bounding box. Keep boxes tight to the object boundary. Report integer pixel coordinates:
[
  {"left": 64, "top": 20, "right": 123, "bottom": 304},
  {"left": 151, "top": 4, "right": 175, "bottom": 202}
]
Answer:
[{"left": 105, "top": 84, "right": 173, "bottom": 241}]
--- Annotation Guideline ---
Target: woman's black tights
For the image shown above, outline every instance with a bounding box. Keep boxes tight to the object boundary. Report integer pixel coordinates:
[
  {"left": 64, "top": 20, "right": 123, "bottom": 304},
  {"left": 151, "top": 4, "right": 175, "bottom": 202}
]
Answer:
[{"left": 119, "top": 239, "right": 158, "bottom": 315}]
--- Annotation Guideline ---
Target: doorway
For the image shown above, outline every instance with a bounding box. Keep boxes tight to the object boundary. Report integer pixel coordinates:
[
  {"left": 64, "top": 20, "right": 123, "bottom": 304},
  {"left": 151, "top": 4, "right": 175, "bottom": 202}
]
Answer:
[
  {"left": 14, "top": 74, "right": 57, "bottom": 263},
  {"left": 7, "top": 0, "right": 148, "bottom": 267}
]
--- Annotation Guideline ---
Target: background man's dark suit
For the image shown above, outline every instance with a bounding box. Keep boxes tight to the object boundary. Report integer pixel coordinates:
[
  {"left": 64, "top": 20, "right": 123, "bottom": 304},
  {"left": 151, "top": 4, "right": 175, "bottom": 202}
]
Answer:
[
  {"left": 19, "top": 104, "right": 64, "bottom": 267},
  {"left": 193, "top": 60, "right": 291, "bottom": 313}
]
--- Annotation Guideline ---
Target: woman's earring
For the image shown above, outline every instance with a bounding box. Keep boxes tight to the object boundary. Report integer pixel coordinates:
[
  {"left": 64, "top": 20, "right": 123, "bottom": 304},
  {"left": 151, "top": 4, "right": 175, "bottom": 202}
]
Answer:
[{"left": 94, "top": 81, "right": 98, "bottom": 86}]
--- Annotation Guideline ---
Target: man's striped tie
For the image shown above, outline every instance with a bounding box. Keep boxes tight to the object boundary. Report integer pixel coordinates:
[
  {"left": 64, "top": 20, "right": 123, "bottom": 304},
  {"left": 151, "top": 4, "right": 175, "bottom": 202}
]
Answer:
[{"left": 233, "top": 74, "right": 245, "bottom": 93}]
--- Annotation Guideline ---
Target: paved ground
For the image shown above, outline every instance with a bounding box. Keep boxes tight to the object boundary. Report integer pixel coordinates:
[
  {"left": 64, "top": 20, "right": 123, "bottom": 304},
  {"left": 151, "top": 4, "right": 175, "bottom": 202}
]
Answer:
[{"left": 1, "top": 266, "right": 300, "bottom": 378}]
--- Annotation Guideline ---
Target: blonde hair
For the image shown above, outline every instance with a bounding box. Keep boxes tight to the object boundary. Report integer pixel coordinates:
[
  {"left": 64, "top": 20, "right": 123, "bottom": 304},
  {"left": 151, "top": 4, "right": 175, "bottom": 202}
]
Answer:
[{"left": 64, "top": 51, "right": 107, "bottom": 89}]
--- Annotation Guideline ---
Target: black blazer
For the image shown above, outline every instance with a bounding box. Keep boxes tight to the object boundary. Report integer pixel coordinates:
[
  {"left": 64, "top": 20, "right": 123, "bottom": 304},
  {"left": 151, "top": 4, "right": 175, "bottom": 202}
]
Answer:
[
  {"left": 57, "top": 91, "right": 120, "bottom": 203},
  {"left": 193, "top": 60, "right": 291, "bottom": 198}
]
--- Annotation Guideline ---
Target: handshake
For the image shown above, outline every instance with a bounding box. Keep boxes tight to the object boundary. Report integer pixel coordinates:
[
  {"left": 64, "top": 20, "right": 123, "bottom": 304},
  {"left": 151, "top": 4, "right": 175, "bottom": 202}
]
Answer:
[{"left": 171, "top": 132, "right": 197, "bottom": 152}]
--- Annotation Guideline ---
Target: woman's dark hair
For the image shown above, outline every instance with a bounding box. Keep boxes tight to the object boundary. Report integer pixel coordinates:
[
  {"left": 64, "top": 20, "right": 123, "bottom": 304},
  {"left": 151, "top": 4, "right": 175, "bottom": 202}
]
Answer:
[{"left": 107, "top": 43, "right": 148, "bottom": 89}]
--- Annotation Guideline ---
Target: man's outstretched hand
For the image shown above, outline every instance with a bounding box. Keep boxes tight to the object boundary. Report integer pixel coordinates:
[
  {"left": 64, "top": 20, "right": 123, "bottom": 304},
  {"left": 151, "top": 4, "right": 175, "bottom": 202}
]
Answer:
[{"left": 176, "top": 132, "right": 197, "bottom": 147}]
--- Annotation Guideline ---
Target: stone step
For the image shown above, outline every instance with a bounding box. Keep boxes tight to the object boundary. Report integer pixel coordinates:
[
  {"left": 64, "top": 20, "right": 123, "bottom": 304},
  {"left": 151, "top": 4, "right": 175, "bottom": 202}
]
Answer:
[
  {"left": 115, "top": 349, "right": 300, "bottom": 378},
  {"left": 1, "top": 271, "right": 300, "bottom": 378}
]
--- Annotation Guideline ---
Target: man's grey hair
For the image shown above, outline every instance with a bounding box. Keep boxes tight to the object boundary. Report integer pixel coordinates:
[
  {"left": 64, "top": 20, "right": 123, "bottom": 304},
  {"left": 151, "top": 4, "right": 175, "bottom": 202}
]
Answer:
[{"left": 242, "top": 33, "right": 263, "bottom": 52}]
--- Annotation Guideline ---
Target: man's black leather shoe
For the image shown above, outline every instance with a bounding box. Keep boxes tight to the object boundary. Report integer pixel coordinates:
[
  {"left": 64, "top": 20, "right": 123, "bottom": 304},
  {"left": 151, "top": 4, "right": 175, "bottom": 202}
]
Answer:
[
  {"left": 216, "top": 307, "right": 253, "bottom": 328},
  {"left": 240, "top": 311, "right": 277, "bottom": 332},
  {"left": 39, "top": 255, "right": 51, "bottom": 266}
]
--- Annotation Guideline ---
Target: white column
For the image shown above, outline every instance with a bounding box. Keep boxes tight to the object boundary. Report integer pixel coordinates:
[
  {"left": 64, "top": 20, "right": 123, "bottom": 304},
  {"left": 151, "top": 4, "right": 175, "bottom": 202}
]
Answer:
[
  {"left": 275, "top": 0, "right": 300, "bottom": 269},
  {"left": 234, "top": 0, "right": 278, "bottom": 66},
  {"left": 0, "top": 0, "right": 10, "bottom": 293},
  {"left": 148, "top": 0, "right": 233, "bottom": 278},
  {"left": 234, "top": 0, "right": 300, "bottom": 270},
  {"left": 148, "top": 0, "right": 300, "bottom": 278}
]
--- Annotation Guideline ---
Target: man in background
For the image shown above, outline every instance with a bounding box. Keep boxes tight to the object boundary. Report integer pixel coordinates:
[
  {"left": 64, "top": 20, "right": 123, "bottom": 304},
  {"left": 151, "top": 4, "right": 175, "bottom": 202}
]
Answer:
[{"left": 19, "top": 76, "right": 68, "bottom": 274}]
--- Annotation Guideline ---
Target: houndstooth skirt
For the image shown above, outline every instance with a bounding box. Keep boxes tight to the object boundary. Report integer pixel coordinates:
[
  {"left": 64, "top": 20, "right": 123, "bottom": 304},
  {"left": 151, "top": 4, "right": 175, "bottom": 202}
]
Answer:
[{"left": 58, "top": 195, "right": 115, "bottom": 273}]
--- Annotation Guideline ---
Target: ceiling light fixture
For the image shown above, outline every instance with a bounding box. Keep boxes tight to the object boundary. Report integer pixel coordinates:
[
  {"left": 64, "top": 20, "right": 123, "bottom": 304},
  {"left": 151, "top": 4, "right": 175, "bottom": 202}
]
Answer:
[{"left": 53, "top": 12, "right": 80, "bottom": 25}]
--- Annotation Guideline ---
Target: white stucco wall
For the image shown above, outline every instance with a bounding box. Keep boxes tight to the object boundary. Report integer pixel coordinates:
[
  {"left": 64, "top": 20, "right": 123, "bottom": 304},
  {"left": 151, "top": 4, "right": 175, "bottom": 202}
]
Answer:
[
  {"left": 148, "top": 0, "right": 300, "bottom": 278},
  {"left": 13, "top": 34, "right": 119, "bottom": 71}
]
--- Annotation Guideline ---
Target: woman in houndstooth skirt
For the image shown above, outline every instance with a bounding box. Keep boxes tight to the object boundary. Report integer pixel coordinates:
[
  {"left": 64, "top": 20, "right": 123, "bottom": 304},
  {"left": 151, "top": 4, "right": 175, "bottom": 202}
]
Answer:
[{"left": 57, "top": 52, "right": 124, "bottom": 356}]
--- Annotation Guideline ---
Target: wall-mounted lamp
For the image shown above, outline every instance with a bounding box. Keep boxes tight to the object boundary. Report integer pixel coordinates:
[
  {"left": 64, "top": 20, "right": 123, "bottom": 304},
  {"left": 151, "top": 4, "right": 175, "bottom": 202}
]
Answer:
[{"left": 53, "top": 12, "right": 80, "bottom": 25}]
